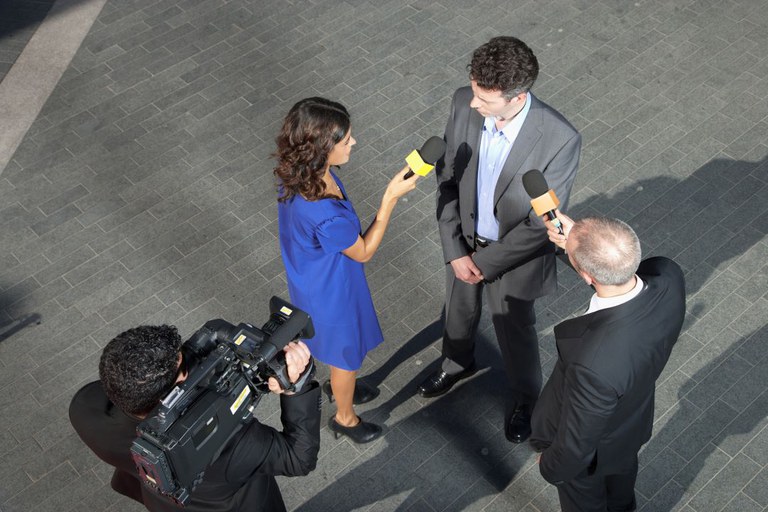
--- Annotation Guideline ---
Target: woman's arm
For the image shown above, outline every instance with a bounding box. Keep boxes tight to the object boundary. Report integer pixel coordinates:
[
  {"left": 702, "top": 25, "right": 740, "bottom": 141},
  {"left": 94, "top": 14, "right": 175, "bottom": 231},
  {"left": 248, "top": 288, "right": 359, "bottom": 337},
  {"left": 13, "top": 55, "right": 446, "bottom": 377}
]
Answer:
[{"left": 343, "top": 166, "right": 418, "bottom": 263}]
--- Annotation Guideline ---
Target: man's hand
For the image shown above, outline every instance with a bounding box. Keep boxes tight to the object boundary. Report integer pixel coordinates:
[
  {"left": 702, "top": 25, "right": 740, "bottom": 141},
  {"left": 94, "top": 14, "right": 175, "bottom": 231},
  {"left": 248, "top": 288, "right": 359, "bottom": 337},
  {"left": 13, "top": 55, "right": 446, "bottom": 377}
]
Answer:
[
  {"left": 268, "top": 340, "right": 311, "bottom": 394},
  {"left": 543, "top": 209, "right": 574, "bottom": 251},
  {"left": 450, "top": 255, "right": 484, "bottom": 284}
]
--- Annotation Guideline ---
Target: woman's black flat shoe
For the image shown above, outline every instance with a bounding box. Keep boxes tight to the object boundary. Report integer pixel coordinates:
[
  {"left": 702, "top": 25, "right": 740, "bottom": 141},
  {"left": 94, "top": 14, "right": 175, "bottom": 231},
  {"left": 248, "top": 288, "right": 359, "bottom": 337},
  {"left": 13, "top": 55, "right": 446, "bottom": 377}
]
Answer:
[
  {"left": 322, "top": 379, "right": 380, "bottom": 405},
  {"left": 328, "top": 417, "right": 382, "bottom": 444}
]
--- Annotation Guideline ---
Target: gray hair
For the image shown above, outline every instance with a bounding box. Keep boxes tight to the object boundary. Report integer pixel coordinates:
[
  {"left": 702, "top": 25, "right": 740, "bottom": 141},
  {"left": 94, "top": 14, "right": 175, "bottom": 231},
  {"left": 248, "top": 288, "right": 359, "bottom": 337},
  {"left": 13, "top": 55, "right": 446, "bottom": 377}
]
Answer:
[{"left": 569, "top": 217, "right": 641, "bottom": 286}]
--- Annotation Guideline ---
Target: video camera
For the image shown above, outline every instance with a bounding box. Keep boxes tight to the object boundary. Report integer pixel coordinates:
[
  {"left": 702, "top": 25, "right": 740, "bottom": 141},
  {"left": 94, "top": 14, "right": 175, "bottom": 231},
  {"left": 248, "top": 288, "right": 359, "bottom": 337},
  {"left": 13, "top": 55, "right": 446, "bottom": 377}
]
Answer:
[{"left": 130, "top": 296, "right": 314, "bottom": 506}]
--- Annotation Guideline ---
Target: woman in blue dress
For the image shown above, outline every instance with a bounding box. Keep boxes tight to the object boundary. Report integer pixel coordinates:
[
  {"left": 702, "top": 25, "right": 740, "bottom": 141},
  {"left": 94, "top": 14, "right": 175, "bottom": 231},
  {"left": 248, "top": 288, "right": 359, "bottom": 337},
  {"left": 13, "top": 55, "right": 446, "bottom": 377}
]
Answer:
[{"left": 274, "top": 97, "right": 418, "bottom": 443}]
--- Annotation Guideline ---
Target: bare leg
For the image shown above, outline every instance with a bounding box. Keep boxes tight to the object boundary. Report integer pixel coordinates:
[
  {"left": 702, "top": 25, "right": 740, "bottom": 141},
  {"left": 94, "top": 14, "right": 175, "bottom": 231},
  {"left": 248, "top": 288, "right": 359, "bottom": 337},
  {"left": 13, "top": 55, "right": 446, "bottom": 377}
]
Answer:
[{"left": 330, "top": 366, "right": 359, "bottom": 426}]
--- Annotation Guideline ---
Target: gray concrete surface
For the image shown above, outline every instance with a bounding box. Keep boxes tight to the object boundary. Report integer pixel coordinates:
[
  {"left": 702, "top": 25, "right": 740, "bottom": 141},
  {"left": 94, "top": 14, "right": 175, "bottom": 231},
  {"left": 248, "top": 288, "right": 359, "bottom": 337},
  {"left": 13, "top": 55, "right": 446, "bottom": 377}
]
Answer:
[
  {"left": 0, "top": 0, "right": 57, "bottom": 80},
  {"left": 0, "top": 0, "right": 107, "bottom": 174},
  {"left": 0, "top": 0, "right": 766, "bottom": 511}
]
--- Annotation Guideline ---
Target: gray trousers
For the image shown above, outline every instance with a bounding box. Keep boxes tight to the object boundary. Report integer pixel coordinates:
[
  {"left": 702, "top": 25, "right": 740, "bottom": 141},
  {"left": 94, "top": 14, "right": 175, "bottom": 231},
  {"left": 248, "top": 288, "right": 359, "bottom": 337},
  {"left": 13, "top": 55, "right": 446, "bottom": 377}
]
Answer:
[{"left": 441, "top": 264, "right": 542, "bottom": 406}]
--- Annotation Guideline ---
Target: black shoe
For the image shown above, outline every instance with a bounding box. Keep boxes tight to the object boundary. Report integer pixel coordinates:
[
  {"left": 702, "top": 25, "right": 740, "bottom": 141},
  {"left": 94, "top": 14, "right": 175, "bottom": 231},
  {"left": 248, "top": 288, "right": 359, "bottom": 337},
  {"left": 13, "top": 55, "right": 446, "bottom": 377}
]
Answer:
[
  {"left": 322, "top": 379, "right": 380, "bottom": 405},
  {"left": 505, "top": 404, "right": 533, "bottom": 444},
  {"left": 328, "top": 417, "right": 383, "bottom": 444},
  {"left": 417, "top": 364, "right": 477, "bottom": 398}
]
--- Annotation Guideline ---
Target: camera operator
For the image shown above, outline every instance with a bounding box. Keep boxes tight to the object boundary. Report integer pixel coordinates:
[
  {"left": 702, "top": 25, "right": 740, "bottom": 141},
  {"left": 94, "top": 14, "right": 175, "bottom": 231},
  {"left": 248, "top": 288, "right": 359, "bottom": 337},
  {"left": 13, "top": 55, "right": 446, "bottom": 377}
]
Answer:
[{"left": 69, "top": 325, "right": 320, "bottom": 512}]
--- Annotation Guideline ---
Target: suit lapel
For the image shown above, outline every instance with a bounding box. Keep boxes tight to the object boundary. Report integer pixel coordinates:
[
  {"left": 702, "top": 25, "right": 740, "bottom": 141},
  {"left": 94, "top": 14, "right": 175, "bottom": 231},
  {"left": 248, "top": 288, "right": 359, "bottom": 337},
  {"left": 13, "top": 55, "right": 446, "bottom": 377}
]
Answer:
[
  {"left": 461, "top": 109, "right": 484, "bottom": 212},
  {"left": 493, "top": 96, "right": 543, "bottom": 206}
]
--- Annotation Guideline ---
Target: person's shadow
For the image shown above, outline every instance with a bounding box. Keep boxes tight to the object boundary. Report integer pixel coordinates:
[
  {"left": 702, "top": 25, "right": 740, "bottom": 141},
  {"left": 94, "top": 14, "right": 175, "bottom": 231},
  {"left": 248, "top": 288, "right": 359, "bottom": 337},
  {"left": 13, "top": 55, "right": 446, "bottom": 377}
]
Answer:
[
  {"left": 636, "top": 322, "right": 768, "bottom": 511},
  {"left": 0, "top": 289, "right": 41, "bottom": 344},
  {"left": 295, "top": 322, "right": 539, "bottom": 511},
  {"left": 0, "top": 313, "right": 41, "bottom": 343},
  {"left": 291, "top": 153, "right": 767, "bottom": 511}
]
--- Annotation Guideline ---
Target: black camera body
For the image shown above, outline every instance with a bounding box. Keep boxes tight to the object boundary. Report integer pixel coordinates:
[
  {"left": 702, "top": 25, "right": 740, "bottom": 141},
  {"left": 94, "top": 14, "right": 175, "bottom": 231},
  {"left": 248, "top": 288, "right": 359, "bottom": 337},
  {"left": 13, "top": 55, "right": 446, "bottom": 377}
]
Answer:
[{"left": 130, "top": 296, "right": 314, "bottom": 506}]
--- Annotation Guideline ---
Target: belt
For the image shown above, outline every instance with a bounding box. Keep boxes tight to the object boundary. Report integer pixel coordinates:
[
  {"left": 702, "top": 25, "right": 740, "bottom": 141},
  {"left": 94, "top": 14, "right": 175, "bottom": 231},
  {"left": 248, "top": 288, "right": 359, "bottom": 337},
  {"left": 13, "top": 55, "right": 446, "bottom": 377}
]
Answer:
[{"left": 475, "top": 234, "right": 493, "bottom": 248}]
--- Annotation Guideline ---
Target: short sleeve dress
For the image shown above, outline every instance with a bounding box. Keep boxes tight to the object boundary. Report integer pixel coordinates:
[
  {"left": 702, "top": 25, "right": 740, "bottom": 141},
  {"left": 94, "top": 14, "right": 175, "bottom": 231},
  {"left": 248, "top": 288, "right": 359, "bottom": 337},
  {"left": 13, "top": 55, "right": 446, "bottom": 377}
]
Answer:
[{"left": 277, "top": 171, "right": 384, "bottom": 371}]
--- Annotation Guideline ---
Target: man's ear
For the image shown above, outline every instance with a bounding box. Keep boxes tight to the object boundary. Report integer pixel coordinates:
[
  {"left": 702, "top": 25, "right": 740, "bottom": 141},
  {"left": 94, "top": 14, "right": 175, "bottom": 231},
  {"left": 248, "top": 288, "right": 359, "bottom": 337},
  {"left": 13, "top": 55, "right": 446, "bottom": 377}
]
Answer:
[
  {"left": 578, "top": 270, "right": 593, "bottom": 287},
  {"left": 175, "top": 352, "right": 187, "bottom": 384}
]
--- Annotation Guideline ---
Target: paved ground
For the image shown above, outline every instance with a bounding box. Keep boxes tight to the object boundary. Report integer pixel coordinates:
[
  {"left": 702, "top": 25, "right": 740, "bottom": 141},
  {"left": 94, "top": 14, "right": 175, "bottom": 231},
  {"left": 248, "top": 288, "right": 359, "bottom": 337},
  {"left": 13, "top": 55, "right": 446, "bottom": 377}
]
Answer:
[
  {"left": 0, "top": 0, "right": 767, "bottom": 511},
  {"left": 0, "top": 0, "right": 57, "bottom": 81}
]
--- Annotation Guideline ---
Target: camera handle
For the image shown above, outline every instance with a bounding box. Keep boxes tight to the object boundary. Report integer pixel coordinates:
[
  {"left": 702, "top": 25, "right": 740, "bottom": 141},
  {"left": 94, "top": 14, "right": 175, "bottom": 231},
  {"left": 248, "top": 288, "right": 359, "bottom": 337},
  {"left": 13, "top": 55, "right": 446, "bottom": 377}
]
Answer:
[{"left": 270, "top": 354, "right": 315, "bottom": 394}]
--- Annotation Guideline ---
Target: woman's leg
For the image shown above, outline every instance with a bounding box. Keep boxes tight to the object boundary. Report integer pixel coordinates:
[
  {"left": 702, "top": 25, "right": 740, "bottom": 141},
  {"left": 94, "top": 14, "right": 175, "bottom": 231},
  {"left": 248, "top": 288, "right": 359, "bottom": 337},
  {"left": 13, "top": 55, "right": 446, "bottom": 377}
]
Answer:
[{"left": 330, "top": 366, "right": 358, "bottom": 426}]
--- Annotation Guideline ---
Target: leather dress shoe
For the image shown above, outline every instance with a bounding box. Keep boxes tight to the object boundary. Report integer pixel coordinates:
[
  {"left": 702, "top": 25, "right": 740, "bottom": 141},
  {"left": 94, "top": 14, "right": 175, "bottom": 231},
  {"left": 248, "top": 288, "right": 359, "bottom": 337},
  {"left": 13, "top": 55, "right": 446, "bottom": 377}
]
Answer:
[
  {"left": 322, "top": 379, "right": 380, "bottom": 405},
  {"left": 417, "top": 364, "right": 477, "bottom": 398},
  {"left": 505, "top": 404, "right": 533, "bottom": 443},
  {"left": 328, "top": 416, "right": 382, "bottom": 444}
]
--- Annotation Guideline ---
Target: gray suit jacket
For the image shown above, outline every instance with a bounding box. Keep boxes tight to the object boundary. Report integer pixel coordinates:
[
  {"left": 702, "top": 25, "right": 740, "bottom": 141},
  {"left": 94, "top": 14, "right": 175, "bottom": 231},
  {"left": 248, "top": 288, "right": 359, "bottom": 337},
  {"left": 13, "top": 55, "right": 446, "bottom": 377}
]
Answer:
[{"left": 436, "top": 86, "right": 581, "bottom": 297}]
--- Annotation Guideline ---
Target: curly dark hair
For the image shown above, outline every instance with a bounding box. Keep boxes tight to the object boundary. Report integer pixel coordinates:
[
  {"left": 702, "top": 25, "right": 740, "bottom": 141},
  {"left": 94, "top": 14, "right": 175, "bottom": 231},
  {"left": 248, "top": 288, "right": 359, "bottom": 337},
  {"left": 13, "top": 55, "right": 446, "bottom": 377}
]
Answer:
[
  {"left": 99, "top": 325, "right": 182, "bottom": 416},
  {"left": 274, "top": 97, "right": 351, "bottom": 202},
  {"left": 468, "top": 36, "right": 539, "bottom": 98}
]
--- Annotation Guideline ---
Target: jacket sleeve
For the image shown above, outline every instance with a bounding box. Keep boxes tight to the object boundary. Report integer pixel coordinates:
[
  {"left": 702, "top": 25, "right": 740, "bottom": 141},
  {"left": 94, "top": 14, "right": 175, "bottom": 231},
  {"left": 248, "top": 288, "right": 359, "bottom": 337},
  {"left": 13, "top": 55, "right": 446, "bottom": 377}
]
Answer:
[
  {"left": 435, "top": 90, "right": 472, "bottom": 263},
  {"left": 539, "top": 363, "right": 618, "bottom": 485},
  {"left": 223, "top": 382, "right": 322, "bottom": 482},
  {"left": 472, "top": 131, "right": 581, "bottom": 281}
]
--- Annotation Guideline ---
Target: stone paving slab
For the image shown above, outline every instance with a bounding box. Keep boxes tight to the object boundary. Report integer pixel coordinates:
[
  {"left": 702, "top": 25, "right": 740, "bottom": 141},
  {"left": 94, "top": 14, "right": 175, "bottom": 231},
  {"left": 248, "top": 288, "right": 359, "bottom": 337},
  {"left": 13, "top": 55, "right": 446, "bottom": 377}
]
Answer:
[{"left": 0, "top": 0, "right": 767, "bottom": 511}]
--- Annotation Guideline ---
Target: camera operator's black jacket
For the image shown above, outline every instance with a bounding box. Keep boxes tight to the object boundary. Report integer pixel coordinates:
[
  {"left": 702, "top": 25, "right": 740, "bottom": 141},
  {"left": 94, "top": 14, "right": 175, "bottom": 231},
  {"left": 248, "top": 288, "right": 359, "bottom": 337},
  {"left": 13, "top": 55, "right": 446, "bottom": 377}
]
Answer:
[{"left": 69, "top": 381, "right": 321, "bottom": 512}]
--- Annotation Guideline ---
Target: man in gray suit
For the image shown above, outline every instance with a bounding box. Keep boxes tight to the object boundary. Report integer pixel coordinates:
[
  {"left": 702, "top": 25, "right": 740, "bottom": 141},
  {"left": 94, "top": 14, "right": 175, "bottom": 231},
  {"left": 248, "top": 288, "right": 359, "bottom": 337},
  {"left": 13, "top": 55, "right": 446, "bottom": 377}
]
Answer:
[{"left": 417, "top": 36, "right": 581, "bottom": 444}]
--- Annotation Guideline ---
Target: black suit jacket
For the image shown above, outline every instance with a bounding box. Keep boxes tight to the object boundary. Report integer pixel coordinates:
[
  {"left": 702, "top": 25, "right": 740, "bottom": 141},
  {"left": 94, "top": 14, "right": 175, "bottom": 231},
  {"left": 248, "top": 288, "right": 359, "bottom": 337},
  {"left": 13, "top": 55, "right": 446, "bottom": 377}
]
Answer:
[
  {"left": 436, "top": 86, "right": 581, "bottom": 295},
  {"left": 70, "top": 380, "right": 321, "bottom": 512},
  {"left": 531, "top": 257, "right": 686, "bottom": 483}
]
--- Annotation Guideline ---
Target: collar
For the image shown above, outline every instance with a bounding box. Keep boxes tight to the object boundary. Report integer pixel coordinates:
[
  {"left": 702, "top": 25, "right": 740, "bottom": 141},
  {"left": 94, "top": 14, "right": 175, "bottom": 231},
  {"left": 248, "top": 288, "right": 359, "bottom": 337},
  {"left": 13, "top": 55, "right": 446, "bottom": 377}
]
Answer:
[
  {"left": 585, "top": 275, "right": 644, "bottom": 314},
  {"left": 481, "top": 92, "right": 531, "bottom": 140}
]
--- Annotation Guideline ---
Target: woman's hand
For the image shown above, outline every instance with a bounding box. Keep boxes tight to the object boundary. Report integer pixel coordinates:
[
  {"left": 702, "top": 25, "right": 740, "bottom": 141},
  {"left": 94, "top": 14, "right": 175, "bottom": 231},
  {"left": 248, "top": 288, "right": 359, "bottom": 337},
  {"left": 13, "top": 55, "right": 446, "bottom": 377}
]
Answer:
[
  {"left": 343, "top": 165, "right": 420, "bottom": 263},
  {"left": 383, "top": 165, "right": 419, "bottom": 202}
]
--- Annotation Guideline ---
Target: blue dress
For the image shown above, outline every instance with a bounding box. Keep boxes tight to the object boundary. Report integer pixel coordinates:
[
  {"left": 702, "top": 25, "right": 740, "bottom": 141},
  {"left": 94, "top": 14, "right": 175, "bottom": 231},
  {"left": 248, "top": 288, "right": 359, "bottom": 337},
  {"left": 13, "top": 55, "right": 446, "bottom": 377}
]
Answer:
[{"left": 278, "top": 171, "right": 383, "bottom": 371}]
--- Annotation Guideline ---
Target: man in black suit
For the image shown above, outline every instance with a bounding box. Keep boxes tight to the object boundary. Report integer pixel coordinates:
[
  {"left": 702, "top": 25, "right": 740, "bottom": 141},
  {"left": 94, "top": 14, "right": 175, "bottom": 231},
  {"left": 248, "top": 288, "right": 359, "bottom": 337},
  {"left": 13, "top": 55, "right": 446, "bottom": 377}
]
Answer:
[
  {"left": 69, "top": 325, "right": 320, "bottom": 512},
  {"left": 530, "top": 212, "right": 686, "bottom": 512},
  {"left": 417, "top": 36, "right": 581, "bottom": 444}
]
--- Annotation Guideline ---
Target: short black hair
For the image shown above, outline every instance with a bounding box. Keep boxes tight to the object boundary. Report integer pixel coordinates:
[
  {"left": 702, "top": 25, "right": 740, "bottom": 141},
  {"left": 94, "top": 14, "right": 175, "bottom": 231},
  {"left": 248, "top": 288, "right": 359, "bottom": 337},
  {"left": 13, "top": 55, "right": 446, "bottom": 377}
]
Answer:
[
  {"left": 99, "top": 325, "right": 182, "bottom": 416},
  {"left": 468, "top": 36, "right": 539, "bottom": 98}
]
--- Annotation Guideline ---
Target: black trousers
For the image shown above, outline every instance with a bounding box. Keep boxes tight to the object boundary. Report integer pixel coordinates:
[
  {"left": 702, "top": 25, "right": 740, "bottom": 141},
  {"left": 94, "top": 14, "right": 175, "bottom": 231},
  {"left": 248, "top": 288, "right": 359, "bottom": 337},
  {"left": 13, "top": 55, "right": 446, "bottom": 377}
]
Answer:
[
  {"left": 441, "top": 264, "right": 542, "bottom": 406},
  {"left": 557, "top": 457, "right": 638, "bottom": 512}
]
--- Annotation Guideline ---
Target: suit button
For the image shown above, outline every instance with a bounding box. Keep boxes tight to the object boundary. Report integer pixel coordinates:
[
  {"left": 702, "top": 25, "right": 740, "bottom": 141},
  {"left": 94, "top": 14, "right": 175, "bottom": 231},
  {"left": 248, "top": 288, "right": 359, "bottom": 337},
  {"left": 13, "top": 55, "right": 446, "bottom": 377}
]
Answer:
[
  {"left": 468, "top": 234, "right": 474, "bottom": 240},
  {"left": 469, "top": 213, "right": 474, "bottom": 219}
]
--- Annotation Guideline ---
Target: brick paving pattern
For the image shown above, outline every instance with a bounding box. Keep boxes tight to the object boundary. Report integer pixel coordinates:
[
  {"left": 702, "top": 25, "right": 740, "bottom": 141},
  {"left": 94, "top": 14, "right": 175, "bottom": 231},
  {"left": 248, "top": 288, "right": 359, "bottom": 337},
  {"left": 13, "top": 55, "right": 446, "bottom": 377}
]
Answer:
[{"left": 0, "top": 0, "right": 766, "bottom": 511}]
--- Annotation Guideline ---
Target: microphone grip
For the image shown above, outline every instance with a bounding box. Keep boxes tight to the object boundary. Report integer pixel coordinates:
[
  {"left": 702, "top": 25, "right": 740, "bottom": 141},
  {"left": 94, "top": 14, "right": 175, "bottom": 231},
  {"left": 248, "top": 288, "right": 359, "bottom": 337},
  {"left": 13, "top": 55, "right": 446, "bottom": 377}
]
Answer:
[
  {"left": 403, "top": 169, "right": 415, "bottom": 180},
  {"left": 546, "top": 210, "right": 564, "bottom": 236}
]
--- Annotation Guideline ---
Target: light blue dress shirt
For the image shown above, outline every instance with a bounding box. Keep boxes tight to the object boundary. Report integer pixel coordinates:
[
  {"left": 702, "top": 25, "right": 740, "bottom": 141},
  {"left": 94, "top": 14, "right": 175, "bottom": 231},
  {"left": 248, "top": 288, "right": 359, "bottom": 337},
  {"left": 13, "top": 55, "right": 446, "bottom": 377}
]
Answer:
[{"left": 475, "top": 92, "right": 531, "bottom": 240}]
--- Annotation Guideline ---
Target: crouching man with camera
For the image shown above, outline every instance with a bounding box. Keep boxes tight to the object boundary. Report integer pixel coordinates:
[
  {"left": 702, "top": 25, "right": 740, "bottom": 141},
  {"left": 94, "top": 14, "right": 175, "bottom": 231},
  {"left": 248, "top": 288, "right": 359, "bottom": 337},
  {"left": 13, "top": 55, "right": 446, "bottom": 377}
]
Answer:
[{"left": 70, "top": 314, "right": 320, "bottom": 512}]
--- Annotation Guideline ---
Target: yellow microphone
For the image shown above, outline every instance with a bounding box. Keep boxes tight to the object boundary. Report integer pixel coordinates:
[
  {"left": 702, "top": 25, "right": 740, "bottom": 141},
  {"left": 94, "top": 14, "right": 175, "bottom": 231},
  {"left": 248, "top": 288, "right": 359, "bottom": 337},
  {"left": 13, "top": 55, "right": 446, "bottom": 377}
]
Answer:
[{"left": 404, "top": 136, "right": 446, "bottom": 179}]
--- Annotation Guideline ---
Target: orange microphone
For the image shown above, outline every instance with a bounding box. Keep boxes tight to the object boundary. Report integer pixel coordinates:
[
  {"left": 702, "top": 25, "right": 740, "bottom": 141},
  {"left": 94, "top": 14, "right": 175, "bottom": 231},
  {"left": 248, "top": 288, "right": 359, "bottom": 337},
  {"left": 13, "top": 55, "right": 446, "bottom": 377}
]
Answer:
[{"left": 523, "top": 169, "right": 564, "bottom": 235}]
